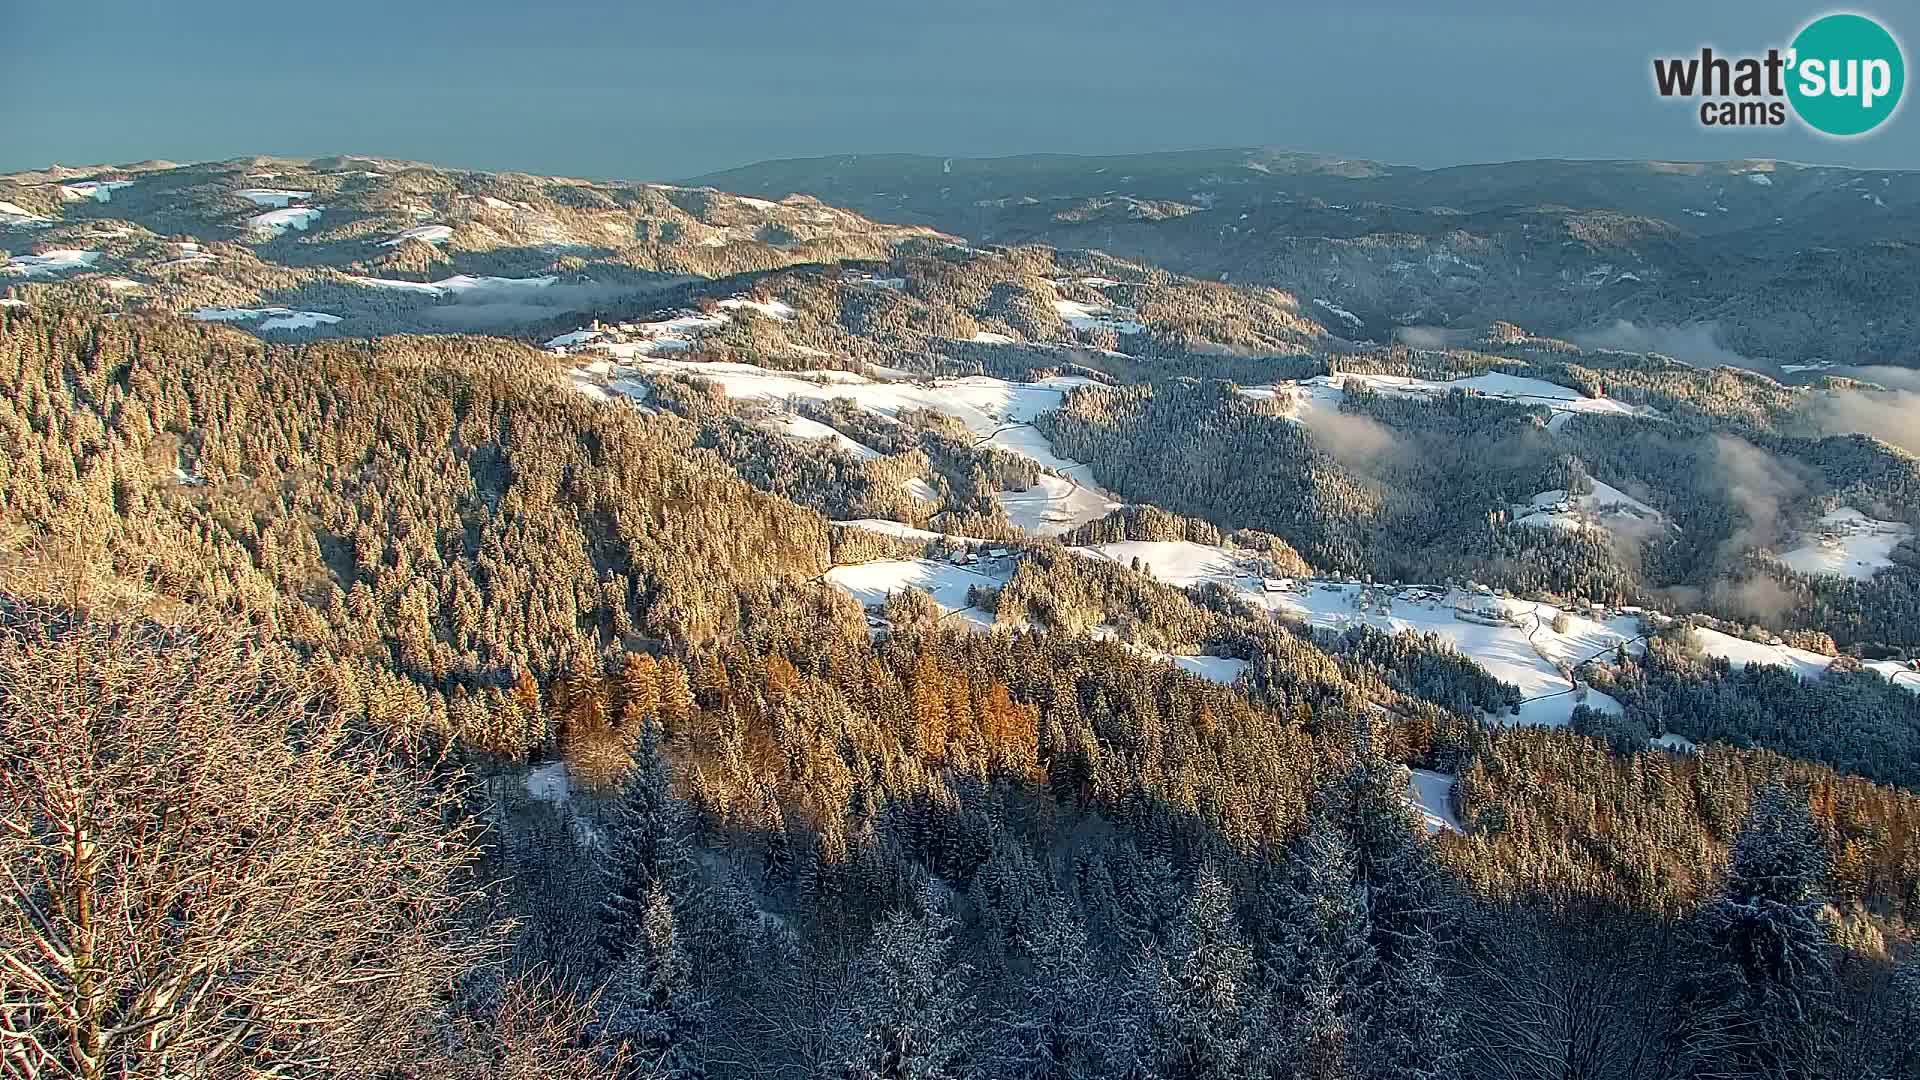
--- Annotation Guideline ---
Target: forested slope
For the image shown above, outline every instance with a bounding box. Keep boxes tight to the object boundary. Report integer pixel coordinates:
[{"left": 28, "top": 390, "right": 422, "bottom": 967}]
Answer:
[{"left": 2, "top": 304, "right": 1917, "bottom": 1078}]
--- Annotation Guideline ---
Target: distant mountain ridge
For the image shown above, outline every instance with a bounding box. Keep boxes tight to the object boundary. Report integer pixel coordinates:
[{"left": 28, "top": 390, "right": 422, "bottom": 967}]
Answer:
[
  {"left": 6, "top": 149, "right": 1917, "bottom": 369},
  {"left": 690, "top": 149, "right": 1920, "bottom": 367}
]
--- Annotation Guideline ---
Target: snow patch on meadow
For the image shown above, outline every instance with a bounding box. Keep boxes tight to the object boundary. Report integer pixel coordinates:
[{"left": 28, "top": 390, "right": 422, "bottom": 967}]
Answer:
[
  {"left": 0, "top": 201, "right": 53, "bottom": 227},
  {"left": 1776, "top": 508, "right": 1911, "bottom": 581},
  {"left": 1407, "top": 769, "right": 1462, "bottom": 834},
  {"left": 61, "top": 180, "right": 134, "bottom": 203},
  {"left": 1514, "top": 481, "right": 1669, "bottom": 537},
  {"left": 1053, "top": 297, "right": 1145, "bottom": 335},
  {"left": 777, "top": 413, "right": 881, "bottom": 461},
  {"left": 247, "top": 207, "right": 321, "bottom": 236},
  {"left": 191, "top": 306, "right": 341, "bottom": 331},
  {"left": 235, "top": 189, "right": 314, "bottom": 208},
  {"left": 3, "top": 249, "right": 101, "bottom": 276},
  {"left": 997, "top": 474, "right": 1124, "bottom": 537},
  {"left": 1171, "top": 654, "right": 1250, "bottom": 684},
  {"left": 823, "top": 558, "right": 1003, "bottom": 633},
  {"left": 1242, "top": 372, "right": 1653, "bottom": 423},
  {"left": 718, "top": 297, "right": 795, "bottom": 320},
  {"left": 350, "top": 273, "right": 558, "bottom": 297},
  {"left": 1688, "top": 626, "right": 1918, "bottom": 693},
  {"left": 1071, "top": 540, "right": 1641, "bottom": 728},
  {"left": 545, "top": 306, "right": 1121, "bottom": 535},
  {"left": 380, "top": 224, "right": 453, "bottom": 247}
]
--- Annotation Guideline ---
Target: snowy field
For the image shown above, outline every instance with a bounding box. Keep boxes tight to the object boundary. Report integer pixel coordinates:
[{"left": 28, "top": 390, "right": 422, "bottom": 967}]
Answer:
[
  {"left": 553, "top": 313, "right": 1124, "bottom": 536},
  {"left": 61, "top": 180, "right": 134, "bottom": 203},
  {"left": 0, "top": 201, "right": 53, "bottom": 227},
  {"left": 718, "top": 297, "right": 795, "bottom": 320},
  {"left": 546, "top": 328, "right": 608, "bottom": 349},
  {"left": 823, "top": 558, "right": 1004, "bottom": 632},
  {"left": 627, "top": 360, "right": 1093, "bottom": 436},
  {"left": 1084, "top": 623, "right": 1250, "bottom": 686},
  {"left": 1690, "top": 626, "right": 1919, "bottom": 693},
  {"left": 248, "top": 207, "right": 321, "bottom": 236},
  {"left": 997, "top": 473, "right": 1124, "bottom": 536},
  {"left": 563, "top": 358, "right": 654, "bottom": 404},
  {"left": 235, "top": 189, "right": 313, "bottom": 207},
  {"left": 380, "top": 224, "right": 453, "bottom": 246},
  {"left": 1053, "top": 297, "right": 1145, "bottom": 335},
  {"left": 1776, "top": 508, "right": 1912, "bottom": 581},
  {"left": 824, "top": 536, "right": 1249, "bottom": 683},
  {"left": 2, "top": 249, "right": 100, "bottom": 276},
  {"left": 777, "top": 413, "right": 880, "bottom": 460},
  {"left": 833, "top": 520, "right": 991, "bottom": 545},
  {"left": 1169, "top": 654, "right": 1250, "bottom": 684},
  {"left": 351, "top": 273, "right": 558, "bottom": 297},
  {"left": 1242, "top": 371, "right": 1655, "bottom": 424},
  {"left": 1514, "top": 481, "right": 1669, "bottom": 537},
  {"left": 191, "top": 306, "right": 342, "bottom": 331},
  {"left": 1407, "top": 769, "right": 1462, "bottom": 834},
  {"left": 1074, "top": 540, "right": 1239, "bottom": 584},
  {"left": 1070, "top": 539, "right": 1640, "bottom": 727},
  {"left": 598, "top": 313, "right": 729, "bottom": 353}
]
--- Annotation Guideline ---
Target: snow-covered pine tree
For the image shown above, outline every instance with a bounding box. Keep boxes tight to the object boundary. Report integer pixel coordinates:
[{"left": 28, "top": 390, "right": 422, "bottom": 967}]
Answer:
[
  {"left": 840, "top": 883, "right": 976, "bottom": 1080},
  {"left": 596, "top": 721, "right": 682, "bottom": 975},
  {"left": 1876, "top": 959, "right": 1920, "bottom": 1079},
  {"left": 1327, "top": 726, "right": 1447, "bottom": 969},
  {"left": 1357, "top": 947, "right": 1457, "bottom": 1080},
  {"left": 991, "top": 894, "right": 1145, "bottom": 1080},
  {"left": 598, "top": 881, "right": 708, "bottom": 1080},
  {"left": 1143, "top": 867, "right": 1265, "bottom": 1080},
  {"left": 1322, "top": 720, "right": 1460, "bottom": 1080},
  {"left": 1256, "top": 814, "right": 1375, "bottom": 1080},
  {"left": 1678, "top": 784, "right": 1838, "bottom": 1080}
]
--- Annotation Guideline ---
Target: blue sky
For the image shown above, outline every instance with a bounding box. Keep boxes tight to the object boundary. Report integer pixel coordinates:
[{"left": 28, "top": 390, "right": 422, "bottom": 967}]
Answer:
[{"left": 4, "top": 0, "right": 1913, "bottom": 177}]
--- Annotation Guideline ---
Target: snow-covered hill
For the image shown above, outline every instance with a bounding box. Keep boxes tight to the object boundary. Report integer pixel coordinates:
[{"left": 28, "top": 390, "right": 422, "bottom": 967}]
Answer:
[{"left": 1069, "top": 539, "right": 1642, "bottom": 727}]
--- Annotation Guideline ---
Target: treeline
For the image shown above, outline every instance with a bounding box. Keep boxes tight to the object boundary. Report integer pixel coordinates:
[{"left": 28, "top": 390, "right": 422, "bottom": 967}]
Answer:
[
  {"left": 641, "top": 370, "right": 1041, "bottom": 540},
  {"left": 1037, "top": 374, "right": 1917, "bottom": 651},
  {"left": 1576, "top": 631, "right": 1920, "bottom": 789},
  {"left": 1060, "top": 504, "right": 1313, "bottom": 577},
  {"left": 496, "top": 620, "right": 1916, "bottom": 1078}
]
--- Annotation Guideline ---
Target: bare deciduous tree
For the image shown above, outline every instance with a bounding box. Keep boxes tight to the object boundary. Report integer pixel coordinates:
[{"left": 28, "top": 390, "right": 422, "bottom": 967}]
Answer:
[
  {"left": 441, "top": 971, "right": 627, "bottom": 1080},
  {"left": 0, "top": 601, "right": 491, "bottom": 1079}
]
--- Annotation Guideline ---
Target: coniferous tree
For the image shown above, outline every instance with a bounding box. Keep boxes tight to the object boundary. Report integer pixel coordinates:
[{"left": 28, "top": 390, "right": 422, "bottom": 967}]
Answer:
[
  {"left": 597, "top": 725, "right": 679, "bottom": 974},
  {"left": 599, "top": 882, "right": 707, "bottom": 1080},
  {"left": 1678, "top": 785, "right": 1838, "bottom": 1080},
  {"left": 840, "top": 885, "right": 976, "bottom": 1080},
  {"left": 1143, "top": 867, "right": 1265, "bottom": 1080},
  {"left": 1323, "top": 726, "right": 1459, "bottom": 1080},
  {"left": 992, "top": 895, "right": 1143, "bottom": 1080},
  {"left": 1258, "top": 816, "right": 1375, "bottom": 1080}
]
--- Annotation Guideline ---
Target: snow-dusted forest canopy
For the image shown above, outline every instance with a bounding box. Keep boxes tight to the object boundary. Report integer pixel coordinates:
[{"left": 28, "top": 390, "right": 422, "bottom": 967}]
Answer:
[{"left": 4, "top": 147, "right": 1920, "bottom": 1078}]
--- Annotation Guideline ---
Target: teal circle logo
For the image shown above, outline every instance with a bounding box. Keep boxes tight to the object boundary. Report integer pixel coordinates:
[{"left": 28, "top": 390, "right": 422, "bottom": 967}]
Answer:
[{"left": 1787, "top": 13, "right": 1905, "bottom": 136}]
